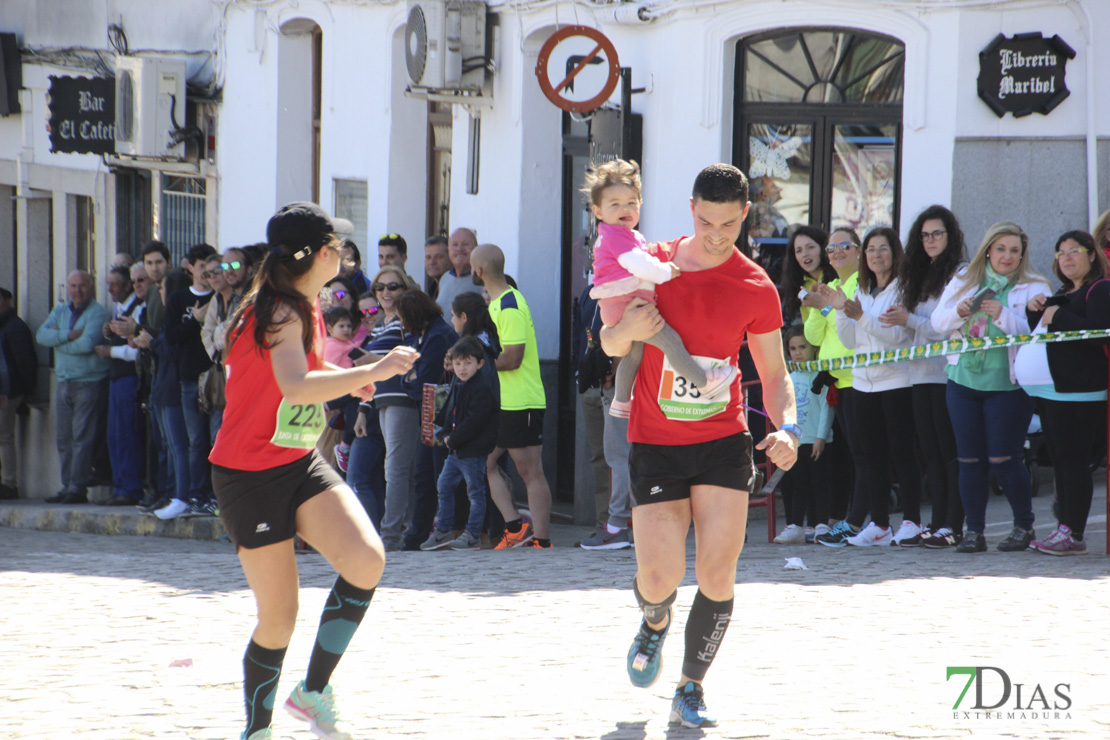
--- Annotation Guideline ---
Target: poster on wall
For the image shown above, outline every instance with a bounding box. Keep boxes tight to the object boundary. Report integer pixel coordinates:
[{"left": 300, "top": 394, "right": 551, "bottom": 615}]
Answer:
[
  {"left": 47, "top": 75, "right": 115, "bottom": 155},
  {"left": 977, "top": 32, "right": 1074, "bottom": 118}
]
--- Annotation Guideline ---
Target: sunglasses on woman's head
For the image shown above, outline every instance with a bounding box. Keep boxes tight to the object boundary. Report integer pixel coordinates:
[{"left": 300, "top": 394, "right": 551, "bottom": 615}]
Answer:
[
  {"left": 380, "top": 233, "right": 400, "bottom": 240},
  {"left": 333, "top": 289, "right": 348, "bottom": 301},
  {"left": 360, "top": 306, "right": 381, "bottom": 318},
  {"left": 373, "top": 282, "right": 405, "bottom": 292},
  {"left": 221, "top": 261, "right": 242, "bottom": 271}
]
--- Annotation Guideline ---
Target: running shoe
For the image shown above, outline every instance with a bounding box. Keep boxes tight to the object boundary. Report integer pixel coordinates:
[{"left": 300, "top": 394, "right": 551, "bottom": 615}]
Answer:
[
  {"left": 493, "top": 521, "right": 534, "bottom": 549},
  {"left": 922, "top": 528, "right": 961, "bottom": 549},
  {"left": 811, "top": 523, "right": 830, "bottom": 542},
  {"left": 154, "top": 498, "right": 189, "bottom": 520},
  {"left": 803, "top": 526, "right": 816, "bottom": 543},
  {"left": 815, "top": 519, "right": 855, "bottom": 547},
  {"left": 773, "top": 524, "right": 806, "bottom": 544},
  {"left": 898, "top": 526, "right": 931, "bottom": 548},
  {"left": 285, "top": 680, "right": 353, "bottom": 740},
  {"left": 847, "top": 522, "right": 892, "bottom": 547},
  {"left": 524, "top": 538, "right": 553, "bottom": 549},
  {"left": 670, "top": 681, "right": 718, "bottom": 728},
  {"left": 581, "top": 527, "right": 633, "bottom": 550},
  {"left": 699, "top": 365, "right": 737, "bottom": 400},
  {"left": 627, "top": 608, "right": 671, "bottom": 688},
  {"left": 420, "top": 529, "right": 454, "bottom": 551},
  {"left": 447, "top": 531, "right": 482, "bottom": 550},
  {"left": 955, "top": 531, "right": 986, "bottom": 553},
  {"left": 240, "top": 729, "right": 273, "bottom": 740},
  {"left": 891, "top": 520, "right": 922, "bottom": 546},
  {"left": 1031, "top": 524, "right": 1087, "bottom": 556},
  {"left": 334, "top": 442, "right": 350, "bottom": 473},
  {"left": 997, "top": 526, "right": 1035, "bottom": 552}
]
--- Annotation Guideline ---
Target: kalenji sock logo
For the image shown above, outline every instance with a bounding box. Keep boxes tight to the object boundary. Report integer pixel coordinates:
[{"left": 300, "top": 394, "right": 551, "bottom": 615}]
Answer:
[{"left": 947, "top": 666, "right": 1073, "bottom": 720}]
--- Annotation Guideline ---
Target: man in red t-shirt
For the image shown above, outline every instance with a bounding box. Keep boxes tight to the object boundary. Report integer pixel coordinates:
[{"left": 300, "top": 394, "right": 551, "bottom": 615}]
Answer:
[{"left": 600, "top": 163, "right": 799, "bottom": 728}]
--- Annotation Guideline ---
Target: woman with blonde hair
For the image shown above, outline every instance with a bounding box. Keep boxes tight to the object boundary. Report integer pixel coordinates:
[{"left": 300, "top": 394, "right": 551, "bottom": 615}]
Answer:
[{"left": 931, "top": 221, "right": 1051, "bottom": 553}]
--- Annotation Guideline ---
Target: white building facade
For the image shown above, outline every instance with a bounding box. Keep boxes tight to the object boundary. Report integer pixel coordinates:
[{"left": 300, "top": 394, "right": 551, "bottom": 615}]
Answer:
[{"left": 1, "top": 0, "right": 1107, "bottom": 518}]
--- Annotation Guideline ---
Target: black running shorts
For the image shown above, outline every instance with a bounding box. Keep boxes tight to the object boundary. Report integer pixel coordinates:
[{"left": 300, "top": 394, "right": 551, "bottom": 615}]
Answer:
[
  {"left": 630, "top": 432, "right": 756, "bottom": 506},
  {"left": 213, "top": 449, "right": 345, "bottom": 549},
  {"left": 497, "top": 408, "right": 544, "bottom": 449}
]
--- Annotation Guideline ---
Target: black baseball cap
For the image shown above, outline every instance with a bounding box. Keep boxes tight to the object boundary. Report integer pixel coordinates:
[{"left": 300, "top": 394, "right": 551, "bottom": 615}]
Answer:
[{"left": 266, "top": 201, "right": 354, "bottom": 260}]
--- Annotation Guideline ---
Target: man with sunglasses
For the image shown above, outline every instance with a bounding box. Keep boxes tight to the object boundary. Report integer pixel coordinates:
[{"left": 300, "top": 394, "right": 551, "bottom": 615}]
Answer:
[{"left": 219, "top": 247, "right": 251, "bottom": 291}]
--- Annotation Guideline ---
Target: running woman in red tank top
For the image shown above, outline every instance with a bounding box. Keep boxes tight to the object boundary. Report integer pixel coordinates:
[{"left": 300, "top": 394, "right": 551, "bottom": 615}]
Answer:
[{"left": 210, "top": 202, "right": 417, "bottom": 740}]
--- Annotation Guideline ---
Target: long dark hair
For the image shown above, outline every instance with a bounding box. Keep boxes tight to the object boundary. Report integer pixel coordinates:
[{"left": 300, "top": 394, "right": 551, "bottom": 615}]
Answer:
[
  {"left": 227, "top": 236, "right": 338, "bottom": 355},
  {"left": 899, "top": 205, "right": 966, "bottom": 311},
  {"left": 780, "top": 225, "right": 834, "bottom": 321},
  {"left": 452, "top": 291, "right": 501, "bottom": 357},
  {"left": 857, "top": 227, "right": 904, "bottom": 294}
]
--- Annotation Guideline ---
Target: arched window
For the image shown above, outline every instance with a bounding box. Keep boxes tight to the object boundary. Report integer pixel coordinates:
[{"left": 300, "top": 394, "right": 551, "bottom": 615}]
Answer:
[{"left": 734, "top": 29, "right": 904, "bottom": 258}]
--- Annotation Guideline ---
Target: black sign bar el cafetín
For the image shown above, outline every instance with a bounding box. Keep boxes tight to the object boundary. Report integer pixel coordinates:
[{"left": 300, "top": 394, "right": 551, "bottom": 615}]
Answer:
[
  {"left": 977, "top": 32, "right": 1074, "bottom": 118},
  {"left": 48, "top": 75, "right": 115, "bottom": 154}
]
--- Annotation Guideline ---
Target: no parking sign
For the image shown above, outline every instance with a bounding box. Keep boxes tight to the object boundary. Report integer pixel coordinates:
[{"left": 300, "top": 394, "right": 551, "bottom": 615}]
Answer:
[{"left": 535, "top": 26, "right": 621, "bottom": 113}]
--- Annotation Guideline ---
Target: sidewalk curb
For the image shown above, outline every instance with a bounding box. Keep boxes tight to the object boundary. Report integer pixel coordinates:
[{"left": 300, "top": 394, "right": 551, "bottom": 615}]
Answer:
[{"left": 0, "top": 501, "right": 228, "bottom": 541}]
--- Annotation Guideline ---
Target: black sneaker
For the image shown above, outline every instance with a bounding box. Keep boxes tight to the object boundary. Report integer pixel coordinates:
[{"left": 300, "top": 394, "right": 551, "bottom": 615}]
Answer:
[
  {"left": 955, "top": 531, "right": 986, "bottom": 553},
  {"left": 922, "top": 528, "right": 962, "bottom": 549},
  {"left": 997, "top": 526, "right": 1035, "bottom": 552},
  {"left": 815, "top": 520, "right": 857, "bottom": 547}
]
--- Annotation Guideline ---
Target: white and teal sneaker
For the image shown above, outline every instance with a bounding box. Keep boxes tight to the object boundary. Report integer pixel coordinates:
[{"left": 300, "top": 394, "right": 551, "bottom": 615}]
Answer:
[
  {"left": 241, "top": 729, "right": 272, "bottom": 740},
  {"left": 626, "top": 608, "right": 671, "bottom": 688},
  {"left": 670, "top": 681, "right": 718, "bottom": 728},
  {"left": 285, "top": 680, "right": 354, "bottom": 740}
]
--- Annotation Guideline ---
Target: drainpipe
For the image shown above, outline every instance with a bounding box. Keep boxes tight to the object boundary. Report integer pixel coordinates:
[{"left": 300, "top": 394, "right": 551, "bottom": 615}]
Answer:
[{"left": 1063, "top": 0, "right": 1097, "bottom": 226}]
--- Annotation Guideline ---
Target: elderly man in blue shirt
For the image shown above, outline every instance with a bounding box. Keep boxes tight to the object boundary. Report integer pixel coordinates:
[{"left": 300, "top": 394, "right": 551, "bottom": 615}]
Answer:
[{"left": 36, "top": 270, "right": 111, "bottom": 504}]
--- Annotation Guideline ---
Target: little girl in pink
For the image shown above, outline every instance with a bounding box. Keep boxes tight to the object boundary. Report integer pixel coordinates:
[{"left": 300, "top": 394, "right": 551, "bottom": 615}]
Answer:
[{"left": 584, "top": 159, "right": 736, "bottom": 417}]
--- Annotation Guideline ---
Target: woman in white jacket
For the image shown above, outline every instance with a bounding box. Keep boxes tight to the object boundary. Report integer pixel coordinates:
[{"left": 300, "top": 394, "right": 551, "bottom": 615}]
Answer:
[
  {"left": 931, "top": 221, "right": 1051, "bottom": 554},
  {"left": 817, "top": 227, "right": 920, "bottom": 547},
  {"left": 881, "top": 205, "right": 967, "bottom": 548}
]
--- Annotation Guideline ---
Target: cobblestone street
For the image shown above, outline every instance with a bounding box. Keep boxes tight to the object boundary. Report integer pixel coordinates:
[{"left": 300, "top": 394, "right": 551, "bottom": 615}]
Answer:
[{"left": 2, "top": 489, "right": 1108, "bottom": 740}]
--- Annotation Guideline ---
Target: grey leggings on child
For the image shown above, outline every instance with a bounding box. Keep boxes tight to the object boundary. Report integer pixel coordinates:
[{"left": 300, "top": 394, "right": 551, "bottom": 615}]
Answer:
[{"left": 615, "top": 324, "right": 707, "bottom": 404}]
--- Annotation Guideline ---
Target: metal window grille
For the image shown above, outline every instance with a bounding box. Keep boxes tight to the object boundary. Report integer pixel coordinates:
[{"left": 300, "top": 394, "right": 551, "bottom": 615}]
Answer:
[{"left": 160, "top": 175, "right": 206, "bottom": 263}]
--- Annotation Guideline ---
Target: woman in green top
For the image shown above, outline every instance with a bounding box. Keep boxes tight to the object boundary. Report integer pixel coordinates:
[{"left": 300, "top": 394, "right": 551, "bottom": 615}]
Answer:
[
  {"left": 931, "top": 222, "right": 1051, "bottom": 554},
  {"left": 804, "top": 228, "right": 864, "bottom": 540}
]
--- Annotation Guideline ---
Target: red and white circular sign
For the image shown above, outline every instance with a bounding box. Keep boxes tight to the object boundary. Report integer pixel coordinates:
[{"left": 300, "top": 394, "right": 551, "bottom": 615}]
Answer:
[{"left": 535, "top": 26, "right": 621, "bottom": 113}]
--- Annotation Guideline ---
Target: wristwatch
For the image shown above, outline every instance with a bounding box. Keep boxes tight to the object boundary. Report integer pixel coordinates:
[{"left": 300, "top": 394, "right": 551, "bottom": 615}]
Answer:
[{"left": 778, "top": 423, "right": 801, "bottom": 441}]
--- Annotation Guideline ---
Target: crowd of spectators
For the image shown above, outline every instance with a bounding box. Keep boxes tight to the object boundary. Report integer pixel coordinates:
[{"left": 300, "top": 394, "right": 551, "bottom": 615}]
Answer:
[
  {"left": 6, "top": 202, "right": 1110, "bottom": 559},
  {"left": 761, "top": 205, "right": 1110, "bottom": 556},
  {"left": 0, "top": 227, "right": 556, "bottom": 553}
]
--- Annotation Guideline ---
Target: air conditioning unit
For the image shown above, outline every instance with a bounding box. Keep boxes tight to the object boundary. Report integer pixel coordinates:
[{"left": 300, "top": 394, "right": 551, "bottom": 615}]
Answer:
[
  {"left": 114, "top": 55, "right": 187, "bottom": 159},
  {"left": 405, "top": 0, "right": 487, "bottom": 91}
]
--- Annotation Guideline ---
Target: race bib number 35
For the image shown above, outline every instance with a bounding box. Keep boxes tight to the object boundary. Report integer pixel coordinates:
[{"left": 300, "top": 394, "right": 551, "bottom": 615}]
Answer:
[
  {"left": 271, "top": 399, "right": 327, "bottom": 448},
  {"left": 657, "top": 354, "right": 732, "bottom": 421}
]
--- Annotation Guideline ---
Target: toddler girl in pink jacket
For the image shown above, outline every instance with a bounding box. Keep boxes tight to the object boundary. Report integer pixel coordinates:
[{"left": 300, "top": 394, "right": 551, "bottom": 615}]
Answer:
[{"left": 584, "top": 159, "right": 735, "bottom": 417}]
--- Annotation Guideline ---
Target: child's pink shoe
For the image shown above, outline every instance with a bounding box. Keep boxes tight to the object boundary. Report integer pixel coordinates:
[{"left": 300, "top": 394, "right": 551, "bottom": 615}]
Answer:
[
  {"left": 609, "top": 399, "right": 632, "bottom": 418},
  {"left": 698, "top": 365, "right": 737, "bottom": 399}
]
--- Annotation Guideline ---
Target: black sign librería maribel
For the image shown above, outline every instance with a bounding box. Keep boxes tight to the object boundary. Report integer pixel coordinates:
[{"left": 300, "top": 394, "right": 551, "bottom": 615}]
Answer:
[
  {"left": 48, "top": 75, "right": 115, "bottom": 154},
  {"left": 977, "top": 33, "right": 1074, "bottom": 118}
]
